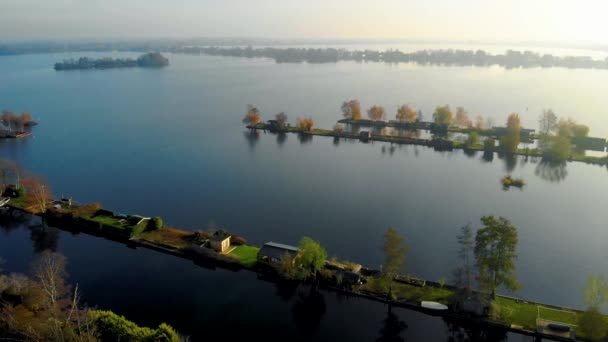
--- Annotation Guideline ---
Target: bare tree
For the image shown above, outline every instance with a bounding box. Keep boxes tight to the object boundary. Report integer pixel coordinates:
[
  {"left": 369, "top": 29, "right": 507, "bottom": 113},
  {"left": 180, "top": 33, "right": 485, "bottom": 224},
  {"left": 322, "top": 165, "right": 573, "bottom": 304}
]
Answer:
[
  {"left": 21, "top": 177, "right": 53, "bottom": 213},
  {"left": 275, "top": 112, "right": 288, "bottom": 127}
]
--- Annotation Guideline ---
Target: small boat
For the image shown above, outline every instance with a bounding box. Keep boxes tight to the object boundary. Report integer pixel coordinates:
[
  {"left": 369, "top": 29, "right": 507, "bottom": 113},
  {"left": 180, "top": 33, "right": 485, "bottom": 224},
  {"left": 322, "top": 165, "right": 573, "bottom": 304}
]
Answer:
[
  {"left": 421, "top": 301, "right": 448, "bottom": 311},
  {"left": 0, "top": 197, "right": 10, "bottom": 207}
]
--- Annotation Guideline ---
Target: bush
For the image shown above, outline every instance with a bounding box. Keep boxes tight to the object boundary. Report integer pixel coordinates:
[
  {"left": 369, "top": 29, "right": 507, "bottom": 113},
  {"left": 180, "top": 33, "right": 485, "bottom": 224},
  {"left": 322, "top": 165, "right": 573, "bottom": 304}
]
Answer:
[
  {"left": 230, "top": 236, "right": 247, "bottom": 246},
  {"left": 149, "top": 216, "right": 163, "bottom": 230},
  {"left": 71, "top": 202, "right": 101, "bottom": 218},
  {"left": 90, "top": 310, "right": 180, "bottom": 342}
]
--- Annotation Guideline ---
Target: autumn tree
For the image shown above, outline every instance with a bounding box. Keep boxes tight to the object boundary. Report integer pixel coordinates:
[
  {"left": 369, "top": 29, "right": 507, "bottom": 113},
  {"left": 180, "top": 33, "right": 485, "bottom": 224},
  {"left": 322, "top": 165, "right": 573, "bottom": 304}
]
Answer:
[
  {"left": 454, "top": 107, "right": 472, "bottom": 128},
  {"left": 242, "top": 105, "right": 261, "bottom": 127},
  {"left": 433, "top": 105, "right": 453, "bottom": 126},
  {"left": 475, "top": 115, "right": 485, "bottom": 130},
  {"left": 297, "top": 117, "right": 314, "bottom": 132},
  {"left": 21, "top": 177, "right": 53, "bottom": 213},
  {"left": 382, "top": 227, "right": 408, "bottom": 299},
  {"left": 341, "top": 100, "right": 362, "bottom": 121},
  {"left": 294, "top": 237, "right": 327, "bottom": 280},
  {"left": 579, "top": 274, "right": 608, "bottom": 341},
  {"left": 275, "top": 112, "right": 288, "bottom": 127},
  {"left": 367, "top": 105, "right": 385, "bottom": 121},
  {"left": 474, "top": 216, "right": 520, "bottom": 298},
  {"left": 499, "top": 113, "right": 521, "bottom": 153},
  {"left": 396, "top": 105, "right": 417, "bottom": 123}
]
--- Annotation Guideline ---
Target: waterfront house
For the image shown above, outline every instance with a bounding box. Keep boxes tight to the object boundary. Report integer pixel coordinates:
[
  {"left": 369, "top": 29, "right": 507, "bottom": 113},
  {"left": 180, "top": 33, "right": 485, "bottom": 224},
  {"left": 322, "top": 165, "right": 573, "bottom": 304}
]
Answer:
[
  {"left": 257, "top": 242, "right": 299, "bottom": 265},
  {"left": 210, "top": 234, "right": 231, "bottom": 253}
]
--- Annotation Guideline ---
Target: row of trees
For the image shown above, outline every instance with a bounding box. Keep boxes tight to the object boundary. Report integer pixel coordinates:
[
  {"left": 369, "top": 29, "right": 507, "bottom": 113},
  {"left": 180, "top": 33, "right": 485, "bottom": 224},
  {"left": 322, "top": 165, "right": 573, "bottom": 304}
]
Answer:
[
  {"left": 182, "top": 46, "right": 608, "bottom": 70},
  {"left": 242, "top": 105, "right": 315, "bottom": 132}
]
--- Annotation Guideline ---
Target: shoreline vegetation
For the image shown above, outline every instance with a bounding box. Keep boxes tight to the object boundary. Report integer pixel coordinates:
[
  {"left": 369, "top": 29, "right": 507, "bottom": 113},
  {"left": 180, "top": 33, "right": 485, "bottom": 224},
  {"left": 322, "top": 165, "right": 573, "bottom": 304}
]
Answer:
[
  {"left": 243, "top": 103, "right": 608, "bottom": 168},
  {"left": 179, "top": 46, "right": 608, "bottom": 70},
  {"left": 3, "top": 40, "right": 608, "bottom": 71},
  {"left": 2, "top": 178, "right": 607, "bottom": 341},
  {"left": 53, "top": 52, "right": 169, "bottom": 70}
]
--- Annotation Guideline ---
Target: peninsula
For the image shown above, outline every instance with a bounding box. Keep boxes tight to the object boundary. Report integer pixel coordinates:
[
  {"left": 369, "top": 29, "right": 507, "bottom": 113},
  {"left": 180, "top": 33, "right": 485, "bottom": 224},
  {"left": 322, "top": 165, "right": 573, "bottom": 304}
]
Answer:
[{"left": 2, "top": 180, "right": 605, "bottom": 341}]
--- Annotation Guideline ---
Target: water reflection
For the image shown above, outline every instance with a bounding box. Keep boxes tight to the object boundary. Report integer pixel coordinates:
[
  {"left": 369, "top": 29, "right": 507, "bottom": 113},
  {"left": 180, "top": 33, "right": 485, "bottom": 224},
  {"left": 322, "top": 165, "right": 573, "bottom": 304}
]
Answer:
[
  {"left": 276, "top": 132, "right": 288, "bottom": 147},
  {"left": 381, "top": 145, "right": 397, "bottom": 156},
  {"left": 376, "top": 307, "right": 408, "bottom": 342},
  {"left": 243, "top": 130, "right": 260, "bottom": 150},
  {"left": 29, "top": 222, "right": 59, "bottom": 253},
  {"left": 0, "top": 209, "right": 32, "bottom": 233},
  {"left": 481, "top": 151, "right": 494, "bottom": 163},
  {"left": 463, "top": 149, "right": 477, "bottom": 159},
  {"left": 297, "top": 133, "right": 313, "bottom": 144},
  {"left": 443, "top": 318, "right": 508, "bottom": 342},
  {"left": 273, "top": 278, "right": 299, "bottom": 302},
  {"left": 291, "top": 286, "right": 326, "bottom": 337},
  {"left": 535, "top": 160, "right": 568, "bottom": 183},
  {"left": 497, "top": 153, "right": 517, "bottom": 173}
]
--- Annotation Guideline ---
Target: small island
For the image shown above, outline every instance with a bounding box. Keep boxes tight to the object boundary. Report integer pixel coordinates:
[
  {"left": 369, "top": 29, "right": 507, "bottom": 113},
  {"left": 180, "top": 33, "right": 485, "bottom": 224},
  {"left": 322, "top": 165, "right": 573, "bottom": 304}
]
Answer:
[
  {"left": 502, "top": 176, "right": 525, "bottom": 189},
  {"left": 54, "top": 52, "right": 169, "bottom": 70}
]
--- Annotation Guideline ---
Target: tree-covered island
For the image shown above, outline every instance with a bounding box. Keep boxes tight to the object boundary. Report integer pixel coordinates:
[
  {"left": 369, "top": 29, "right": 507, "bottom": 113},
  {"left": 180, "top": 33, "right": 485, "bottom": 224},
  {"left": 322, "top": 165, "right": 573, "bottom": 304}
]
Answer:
[{"left": 54, "top": 52, "right": 169, "bottom": 70}]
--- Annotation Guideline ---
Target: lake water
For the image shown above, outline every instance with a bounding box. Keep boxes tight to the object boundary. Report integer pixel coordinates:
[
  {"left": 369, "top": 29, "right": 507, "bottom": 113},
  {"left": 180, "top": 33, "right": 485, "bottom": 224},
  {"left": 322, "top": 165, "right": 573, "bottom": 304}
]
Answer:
[{"left": 0, "top": 52, "right": 607, "bottom": 340}]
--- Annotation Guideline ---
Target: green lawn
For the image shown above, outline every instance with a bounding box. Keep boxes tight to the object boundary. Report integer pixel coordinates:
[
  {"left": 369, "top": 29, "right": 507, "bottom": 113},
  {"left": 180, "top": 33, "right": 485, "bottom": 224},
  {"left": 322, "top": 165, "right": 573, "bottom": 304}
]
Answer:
[
  {"left": 362, "top": 278, "right": 454, "bottom": 304},
  {"left": 494, "top": 297, "right": 580, "bottom": 330},
  {"left": 230, "top": 245, "right": 260, "bottom": 267},
  {"left": 90, "top": 215, "right": 128, "bottom": 230}
]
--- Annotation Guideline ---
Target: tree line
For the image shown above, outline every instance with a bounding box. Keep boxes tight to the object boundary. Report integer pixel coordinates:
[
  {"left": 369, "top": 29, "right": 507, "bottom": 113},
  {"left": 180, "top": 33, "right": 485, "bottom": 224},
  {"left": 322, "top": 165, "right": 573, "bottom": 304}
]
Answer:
[{"left": 176, "top": 46, "right": 608, "bottom": 70}]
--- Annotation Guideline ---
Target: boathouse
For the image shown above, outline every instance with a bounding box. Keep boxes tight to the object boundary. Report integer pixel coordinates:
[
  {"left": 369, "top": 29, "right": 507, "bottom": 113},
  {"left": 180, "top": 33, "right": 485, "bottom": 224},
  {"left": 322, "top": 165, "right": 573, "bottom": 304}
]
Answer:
[{"left": 257, "top": 242, "right": 299, "bottom": 265}]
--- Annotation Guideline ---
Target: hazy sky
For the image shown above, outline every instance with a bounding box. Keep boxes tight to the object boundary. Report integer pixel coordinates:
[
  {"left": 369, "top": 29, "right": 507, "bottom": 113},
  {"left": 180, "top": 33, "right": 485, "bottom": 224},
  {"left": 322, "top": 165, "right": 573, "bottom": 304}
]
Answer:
[{"left": 1, "top": 0, "right": 607, "bottom": 44}]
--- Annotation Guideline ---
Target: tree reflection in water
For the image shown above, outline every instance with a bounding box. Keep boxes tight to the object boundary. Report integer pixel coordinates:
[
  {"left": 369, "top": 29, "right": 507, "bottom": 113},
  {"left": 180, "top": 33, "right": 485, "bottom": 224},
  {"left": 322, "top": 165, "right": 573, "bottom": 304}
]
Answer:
[
  {"left": 376, "top": 307, "right": 408, "bottom": 342},
  {"left": 291, "top": 286, "right": 326, "bottom": 337},
  {"left": 243, "top": 129, "right": 260, "bottom": 150},
  {"left": 535, "top": 160, "right": 568, "bottom": 183},
  {"left": 29, "top": 221, "right": 59, "bottom": 253},
  {"left": 297, "top": 133, "right": 313, "bottom": 144},
  {"left": 444, "top": 318, "right": 507, "bottom": 342},
  {"left": 276, "top": 132, "right": 287, "bottom": 147}
]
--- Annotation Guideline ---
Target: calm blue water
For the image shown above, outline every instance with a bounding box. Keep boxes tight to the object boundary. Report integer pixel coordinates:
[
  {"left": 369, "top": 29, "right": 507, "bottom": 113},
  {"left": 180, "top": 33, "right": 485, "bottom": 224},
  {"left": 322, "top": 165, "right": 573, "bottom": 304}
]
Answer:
[{"left": 0, "top": 52, "right": 607, "bottom": 340}]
